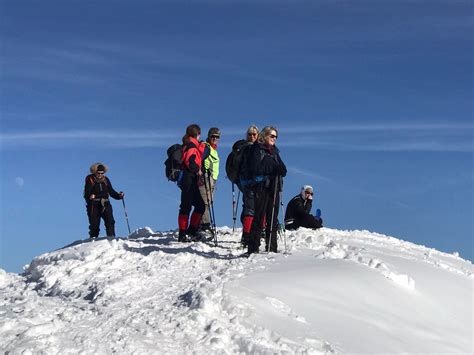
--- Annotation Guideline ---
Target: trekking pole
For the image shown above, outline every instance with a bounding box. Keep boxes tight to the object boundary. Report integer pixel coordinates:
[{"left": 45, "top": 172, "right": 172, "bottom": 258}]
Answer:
[
  {"left": 232, "top": 183, "right": 237, "bottom": 233},
  {"left": 122, "top": 197, "right": 131, "bottom": 236},
  {"left": 207, "top": 173, "right": 218, "bottom": 246},
  {"left": 267, "top": 175, "right": 280, "bottom": 253},
  {"left": 279, "top": 190, "right": 287, "bottom": 253},
  {"left": 203, "top": 172, "right": 214, "bottom": 237},
  {"left": 235, "top": 189, "right": 240, "bottom": 231}
]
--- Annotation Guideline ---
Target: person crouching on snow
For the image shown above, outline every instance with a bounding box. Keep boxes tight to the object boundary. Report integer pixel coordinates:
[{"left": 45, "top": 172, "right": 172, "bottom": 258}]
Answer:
[
  {"left": 284, "top": 185, "right": 323, "bottom": 230},
  {"left": 84, "top": 163, "right": 124, "bottom": 239}
]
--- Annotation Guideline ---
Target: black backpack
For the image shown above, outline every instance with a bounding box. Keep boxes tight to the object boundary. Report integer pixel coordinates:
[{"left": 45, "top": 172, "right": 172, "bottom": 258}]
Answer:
[
  {"left": 164, "top": 144, "right": 183, "bottom": 182},
  {"left": 225, "top": 140, "right": 252, "bottom": 184}
]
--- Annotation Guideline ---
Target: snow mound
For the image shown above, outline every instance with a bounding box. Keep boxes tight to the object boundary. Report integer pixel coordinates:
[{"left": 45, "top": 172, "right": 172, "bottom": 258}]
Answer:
[{"left": 1, "top": 227, "right": 472, "bottom": 354}]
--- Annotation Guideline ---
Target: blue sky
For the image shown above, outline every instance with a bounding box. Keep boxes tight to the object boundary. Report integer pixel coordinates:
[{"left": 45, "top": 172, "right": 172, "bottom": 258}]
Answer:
[{"left": 1, "top": 0, "right": 472, "bottom": 272}]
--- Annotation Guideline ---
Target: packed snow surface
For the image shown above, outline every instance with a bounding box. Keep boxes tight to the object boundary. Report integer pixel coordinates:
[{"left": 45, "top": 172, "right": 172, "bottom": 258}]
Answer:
[{"left": 1, "top": 227, "right": 472, "bottom": 354}]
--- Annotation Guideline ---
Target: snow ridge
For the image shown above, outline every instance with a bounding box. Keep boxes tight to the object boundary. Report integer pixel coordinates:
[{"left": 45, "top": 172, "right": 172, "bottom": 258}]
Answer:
[{"left": 1, "top": 227, "right": 472, "bottom": 354}]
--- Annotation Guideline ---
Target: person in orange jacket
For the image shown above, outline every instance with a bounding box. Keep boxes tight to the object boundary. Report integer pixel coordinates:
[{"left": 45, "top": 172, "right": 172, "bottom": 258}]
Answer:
[{"left": 177, "top": 124, "right": 208, "bottom": 242}]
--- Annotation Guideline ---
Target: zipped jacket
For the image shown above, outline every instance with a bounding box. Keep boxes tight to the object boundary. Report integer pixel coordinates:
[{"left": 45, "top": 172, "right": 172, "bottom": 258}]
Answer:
[
  {"left": 240, "top": 142, "right": 287, "bottom": 190},
  {"left": 180, "top": 136, "right": 206, "bottom": 190},
  {"left": 203, "top": 142, "right": 220, "bottom": 180},
  {"left": 284, "top": 194, "right": 312, "bottom": 224},
  {"left": 84, "top": 175, "right": 121, "bottom": 202}
]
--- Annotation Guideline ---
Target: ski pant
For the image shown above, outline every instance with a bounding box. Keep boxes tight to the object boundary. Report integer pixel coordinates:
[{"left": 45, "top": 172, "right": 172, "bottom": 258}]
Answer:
[
  {"left": 198, "top": 172, "right": 216, "bottom": 226},
  {"left": 285, "top": 214, "right": 323, "bottom": 231},
  {"left": 248, "top": 186, "right": 280, "bottom": 254},
  {"left": 87, "top": 200, "right": 115, "bottom": 238},
  {"left": 178, "top": 183, "right": 205, "bottom": 234},
  {"left": 240, "top": 186, "right": 256, "bottom": 246}
]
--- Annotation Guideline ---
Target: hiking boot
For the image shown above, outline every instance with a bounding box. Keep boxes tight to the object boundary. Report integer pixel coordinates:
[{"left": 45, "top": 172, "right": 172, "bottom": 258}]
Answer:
[
  {"left": 200, "top": 223, "right": 212, "bottom": 232},
  {"left": 178, "top": 231, "right": 189, "bottom": 242},
  {"left": 241, "top": 232, "right": 249, "bottom": 247}
]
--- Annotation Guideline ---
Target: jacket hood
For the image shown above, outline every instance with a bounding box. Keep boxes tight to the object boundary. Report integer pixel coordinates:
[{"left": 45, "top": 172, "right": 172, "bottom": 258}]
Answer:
[{"left": 90, "top": 162, "right": 109, "bottom": 174}]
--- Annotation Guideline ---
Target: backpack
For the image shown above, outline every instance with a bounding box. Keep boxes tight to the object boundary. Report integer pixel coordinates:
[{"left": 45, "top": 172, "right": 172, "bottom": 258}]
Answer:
[
  {"left": 225, "top": 139, "right": 252, "bottom": 184},
  {"left": 164, "top": 144, "right": 183, "bottom": 182}
]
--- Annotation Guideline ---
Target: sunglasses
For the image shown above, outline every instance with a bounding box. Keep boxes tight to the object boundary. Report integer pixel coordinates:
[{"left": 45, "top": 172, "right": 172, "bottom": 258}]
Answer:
[
  {"left": 247, "top": 132, "right": 257, "bottom": 137},
  {"left": 305, "top": 191, "right": 313, "bottom": 195},
  {"left": 269, "top": 134, "right": 278, "bottom": 139},
  {"left": 210, "top": 135, "right": 220, "bottom": 139},
  {"left": 96, "top": 172, "right": 105, "bottom": 175}
]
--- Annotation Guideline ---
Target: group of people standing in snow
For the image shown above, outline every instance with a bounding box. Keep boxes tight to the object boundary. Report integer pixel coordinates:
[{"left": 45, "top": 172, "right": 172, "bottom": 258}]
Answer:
[{"left": 83, "top": 124, "right": 323, "bottom": 256}]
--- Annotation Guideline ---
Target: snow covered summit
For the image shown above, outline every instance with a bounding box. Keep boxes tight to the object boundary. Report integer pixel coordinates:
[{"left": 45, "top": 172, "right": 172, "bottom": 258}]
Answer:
[{"left": 1, "top": 227, "right": 472, "bottom": 354}]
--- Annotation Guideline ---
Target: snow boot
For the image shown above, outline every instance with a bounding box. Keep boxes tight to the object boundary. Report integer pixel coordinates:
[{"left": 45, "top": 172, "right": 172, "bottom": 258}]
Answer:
[{"left": 178, "top": 230, "right": 189, "bottom": 242}]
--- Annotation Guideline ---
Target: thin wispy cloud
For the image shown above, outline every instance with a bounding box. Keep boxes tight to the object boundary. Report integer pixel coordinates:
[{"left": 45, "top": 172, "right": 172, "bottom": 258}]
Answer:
[
  {"left": 2, "top": 123, "right": 473, "bottom": 152},
  {"left": 0, "top": 130, "right": 178, "bottom": 150},
  {"left": 287, "top": 166, "right": 332, "bottom": 183},
  {"left": 279, "top": 122, "right": 474, "bottom": 133}
]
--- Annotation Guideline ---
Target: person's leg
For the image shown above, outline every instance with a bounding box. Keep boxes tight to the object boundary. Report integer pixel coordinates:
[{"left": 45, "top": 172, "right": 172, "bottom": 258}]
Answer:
[
  {"left": 187, "top": 184, "right": 205, "bottom": 237},
  {"left": 248, "top": 188, "right": 267, "bottom": 254},
  {"left": 265, "top": 192, "right": 279, "bottom": 252},
  {"left": 298, "top": 214, "right": 323, "bottom": 229},
  {"left": 178, "top": 189, "right": 193, "bottom": 241},
  {"left": 103, "top": 202, "right": 116, "bottom": 237},
  {"left": 241, "top": 187, "right": 255, "bottom": 247},
  {"left": 87, "top": 203, "right": 101, "bottom": 238},
  {"left": 198, "top": 172, "right": 211, "bottom": 228}
]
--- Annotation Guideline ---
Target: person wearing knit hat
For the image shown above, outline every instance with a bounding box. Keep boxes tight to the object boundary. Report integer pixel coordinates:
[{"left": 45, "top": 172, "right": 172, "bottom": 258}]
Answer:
[
  {"left": 284, "top": 185, "right": 323, "bottom": 231},
  {"left": 83, "top": 162, "right": 124, "bottom": 239},
  {"left": 198, "top": 127, "right": 221, "bottom": 233}
]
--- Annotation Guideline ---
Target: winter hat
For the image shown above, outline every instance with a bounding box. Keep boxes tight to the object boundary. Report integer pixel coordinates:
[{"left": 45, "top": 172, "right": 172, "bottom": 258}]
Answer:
[
  {"left": 90, "top": 162, "right": 109, "bottom": 174},
  {"left": 208, "top": 127, "right": 221, "bottom": 138},
  {"left": 301, "top": 185, "right": 314, "bottom": 199}
]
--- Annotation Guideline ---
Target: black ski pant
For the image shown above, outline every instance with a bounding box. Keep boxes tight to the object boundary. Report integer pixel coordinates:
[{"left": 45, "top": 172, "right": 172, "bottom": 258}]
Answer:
[
  {"left": 87, "top": 201, "right": 115, "bottom": 238},
  {"left": 179, "top": 183, "right": 205, "bottom": 216},
  {"left": 286, "top": 214, "right": 323, "bottom": 230},
  {"left": 179, "top": 183, "right": 205, "bottom": 235},
  {"left": 248, "top": 187, "right": 280, "bottom": 254}
]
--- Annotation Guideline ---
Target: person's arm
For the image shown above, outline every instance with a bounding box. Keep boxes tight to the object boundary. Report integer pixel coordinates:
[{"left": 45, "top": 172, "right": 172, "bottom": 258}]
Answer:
[
  {"left": 294, "top": 198, "right": 308, "bottom": 217},
  {"left": 107, "top": 177, "right": 123, "bottom": 200},
  {"left": 84, "top": 175, "right": 95, "bottom": 201}
]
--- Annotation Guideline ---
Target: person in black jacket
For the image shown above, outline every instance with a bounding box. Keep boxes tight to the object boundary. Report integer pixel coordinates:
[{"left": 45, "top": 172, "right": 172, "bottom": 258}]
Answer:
[
  {"left": 284, "top": 185, "right": 323, "bottom": 230},
  {"left": 240, "top": 126, "right": 287, "bottom": 255},
  {"left": 84, "top": 163, "right": 124, "bottom": 239}
]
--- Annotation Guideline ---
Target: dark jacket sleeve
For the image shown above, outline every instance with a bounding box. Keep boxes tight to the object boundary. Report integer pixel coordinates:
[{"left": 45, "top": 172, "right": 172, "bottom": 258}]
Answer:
[
  {"left": 106, "top": 177, "right": 122, "bottom": 200},
  {"left": 188, "top": 153, "right": 200, "bottom": 174},
  {"left": 275, "top": 151, "right": 287, "bottom": 177},
  {"left": 254, "top": 146, "right": 282, "bottom": 176},
  {"left": 294, "top": 197, "right": 310, "bottom": 217},
  {"left": 84, "top": 175, "right": 94, "bottom": 201},
  {"left": 303, "top": 199, "right": 312, "bottom": 215}
]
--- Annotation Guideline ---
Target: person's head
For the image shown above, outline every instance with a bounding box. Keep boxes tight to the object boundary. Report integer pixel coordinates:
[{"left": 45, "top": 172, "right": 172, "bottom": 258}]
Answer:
[
  {"left": 246, "top": 125, "right": 259, "bottom": 142},
  {"left": 90, "top": 162, "right": 108, "bottom": 179},
  {"left": 300, "top": 185, "right": 314, "bottom": 200},
  {"left": 207, "top": 127, "right": 221, "bottom": 144},
  {"left": 257, "top": 126, "right": 278, "bottom": 146},
  {"left": 185, "top": 124, "right": 201, "bottom": 139}
]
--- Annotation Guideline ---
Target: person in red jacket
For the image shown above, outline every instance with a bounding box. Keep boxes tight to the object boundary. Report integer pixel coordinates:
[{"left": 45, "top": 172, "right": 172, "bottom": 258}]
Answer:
[
  {"left": 178, "top": 124, "right": 207, "bottom": 242},
  {"left": 84, "top": 162, "right": 124, "bottom": 239}
]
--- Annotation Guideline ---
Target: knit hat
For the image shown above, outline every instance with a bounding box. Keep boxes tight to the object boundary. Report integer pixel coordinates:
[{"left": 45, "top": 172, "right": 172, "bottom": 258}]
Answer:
[
  {"left": 208, "top": 127, "right": 221, "bottom": 138},
  {"left": 97, "top": 165, "right": 106, "bottom": 173}
]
